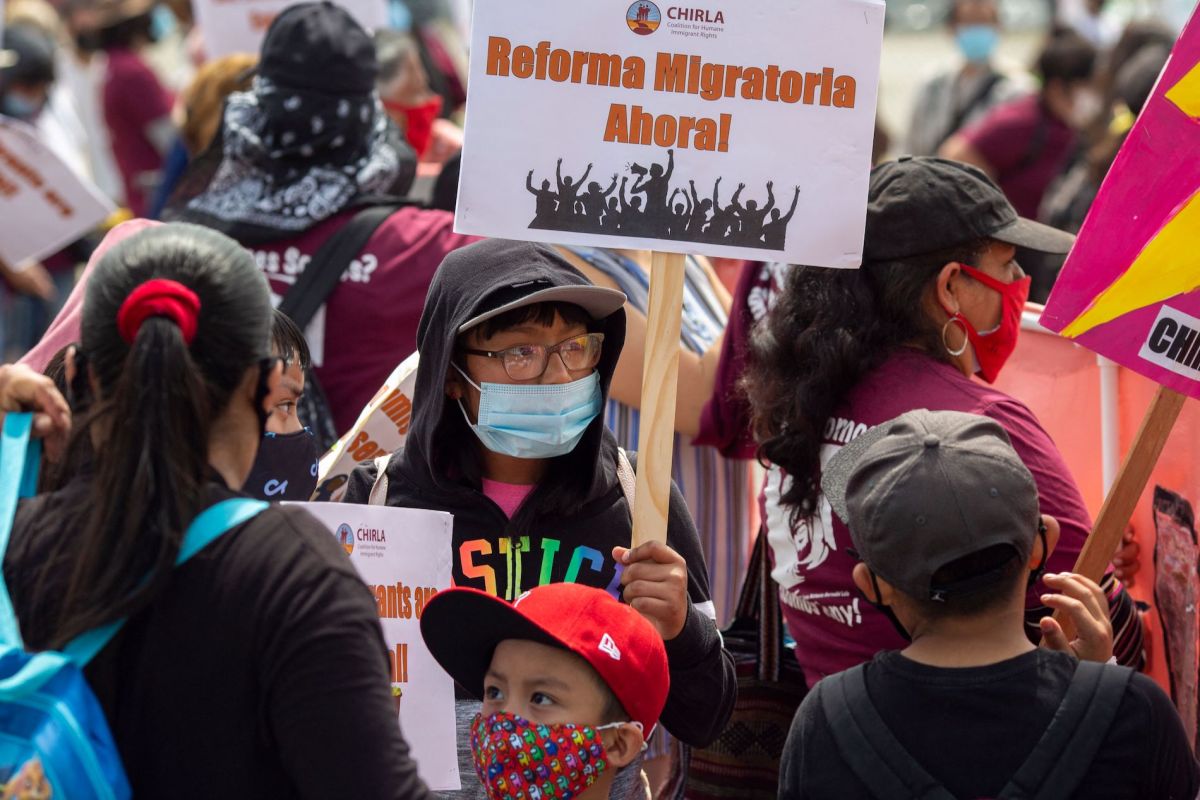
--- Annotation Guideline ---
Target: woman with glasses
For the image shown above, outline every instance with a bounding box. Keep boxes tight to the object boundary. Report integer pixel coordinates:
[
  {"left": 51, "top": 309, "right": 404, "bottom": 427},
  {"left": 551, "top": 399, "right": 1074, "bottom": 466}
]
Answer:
[{"left": 345, "top": 238, "right": 736, "bottom": 799}]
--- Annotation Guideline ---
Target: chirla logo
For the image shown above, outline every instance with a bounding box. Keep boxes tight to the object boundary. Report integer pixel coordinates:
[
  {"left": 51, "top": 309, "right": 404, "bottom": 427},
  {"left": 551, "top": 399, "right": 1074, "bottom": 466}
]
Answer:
[
  {"left": 626, "top": 1, "right": 661, "bottom": 35},
  {"left": 336, "top": 523, "right": 355, "bottom": 556}
]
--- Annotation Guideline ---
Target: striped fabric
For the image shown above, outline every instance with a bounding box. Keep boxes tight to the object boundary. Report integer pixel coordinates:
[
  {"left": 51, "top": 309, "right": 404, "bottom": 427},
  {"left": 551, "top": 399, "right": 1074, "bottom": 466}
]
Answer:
[{"left": 566, "top": 247, "right": 752, "bottom": 627}]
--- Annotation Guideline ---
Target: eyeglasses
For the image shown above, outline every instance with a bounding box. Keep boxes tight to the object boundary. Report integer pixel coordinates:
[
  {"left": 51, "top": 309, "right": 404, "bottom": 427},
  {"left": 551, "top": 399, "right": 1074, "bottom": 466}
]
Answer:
[{"left": 461, "top": 333, "right": 605, "bottom": 381}]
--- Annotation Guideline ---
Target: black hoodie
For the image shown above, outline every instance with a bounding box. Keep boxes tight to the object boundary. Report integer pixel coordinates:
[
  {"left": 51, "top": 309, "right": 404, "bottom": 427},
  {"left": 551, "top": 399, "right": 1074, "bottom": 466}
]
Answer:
[{"left": 345, "top": 240, "right": 736, "bottom": 747}]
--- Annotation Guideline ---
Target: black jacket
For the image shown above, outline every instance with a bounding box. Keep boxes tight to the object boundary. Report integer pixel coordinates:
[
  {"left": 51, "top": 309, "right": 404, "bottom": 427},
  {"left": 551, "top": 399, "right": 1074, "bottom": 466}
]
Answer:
[
  {"left": 9, "top": 477, "right": 429, "bottom": 799},
  {"left": 345, "top": 240, "right": 736, "bottom": 746}
]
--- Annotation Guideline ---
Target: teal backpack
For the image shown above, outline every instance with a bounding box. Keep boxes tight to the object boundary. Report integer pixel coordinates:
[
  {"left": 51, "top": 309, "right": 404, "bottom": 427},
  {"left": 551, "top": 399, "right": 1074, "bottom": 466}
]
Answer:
[{"left": 0, "top": 412, "right": 267, "bottom": 799}]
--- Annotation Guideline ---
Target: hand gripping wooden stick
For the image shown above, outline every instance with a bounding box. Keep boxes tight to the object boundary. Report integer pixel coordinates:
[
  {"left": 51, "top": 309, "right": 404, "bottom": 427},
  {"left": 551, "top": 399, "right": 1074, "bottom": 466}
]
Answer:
[{"left": 1052, "top": 385, "right": 1186, "bottom": 640}]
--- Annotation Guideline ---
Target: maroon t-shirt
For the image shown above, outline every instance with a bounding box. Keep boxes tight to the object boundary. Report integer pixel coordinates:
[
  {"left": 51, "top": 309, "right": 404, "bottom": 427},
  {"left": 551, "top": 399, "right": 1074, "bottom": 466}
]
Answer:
[
  {"left": 959, "top": 94, "right": 1076, "bottom": 219},
  {"left": 103, "top": 48, "right": 172, "bottom": 217},
  {"left": 764, "top": 347, "right": 1093, "bottom": 688},
  {"left": 250, "top": 207, "right": 478, "bottom": 433},
  {"left": 694, "top": 261, "right": 787, "bottom": 458}
]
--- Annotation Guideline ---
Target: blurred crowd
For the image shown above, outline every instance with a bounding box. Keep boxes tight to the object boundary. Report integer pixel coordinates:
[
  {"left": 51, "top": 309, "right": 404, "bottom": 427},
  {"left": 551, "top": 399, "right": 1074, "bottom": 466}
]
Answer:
[{"left": 0, "top": 0, "right": 469, "bottom": 361}]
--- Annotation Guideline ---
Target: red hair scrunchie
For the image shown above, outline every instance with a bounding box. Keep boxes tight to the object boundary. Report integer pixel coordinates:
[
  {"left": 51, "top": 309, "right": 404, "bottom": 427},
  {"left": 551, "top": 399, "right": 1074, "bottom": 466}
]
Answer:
[{"left": 115, "top": 279, "right": 202, "bottom": 345}]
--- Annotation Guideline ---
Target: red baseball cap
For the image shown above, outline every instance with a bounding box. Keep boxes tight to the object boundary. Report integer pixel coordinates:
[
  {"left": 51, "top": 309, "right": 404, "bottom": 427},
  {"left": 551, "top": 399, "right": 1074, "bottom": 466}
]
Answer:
[{"left": 420, "top": 584, "right": 670, "bottom": 740}]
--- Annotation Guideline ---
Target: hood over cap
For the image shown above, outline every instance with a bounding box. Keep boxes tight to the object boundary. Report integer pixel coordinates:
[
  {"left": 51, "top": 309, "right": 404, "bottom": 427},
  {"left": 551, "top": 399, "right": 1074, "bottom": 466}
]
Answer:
[{"left": 398, "top": 239, "right": 628, "bottom": 511}]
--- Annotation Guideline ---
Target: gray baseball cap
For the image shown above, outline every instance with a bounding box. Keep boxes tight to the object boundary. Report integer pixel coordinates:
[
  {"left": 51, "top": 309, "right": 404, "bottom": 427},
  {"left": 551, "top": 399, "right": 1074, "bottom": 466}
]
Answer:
[{"left": 821, "top": 409, "right": 1041, "bottom": 602}]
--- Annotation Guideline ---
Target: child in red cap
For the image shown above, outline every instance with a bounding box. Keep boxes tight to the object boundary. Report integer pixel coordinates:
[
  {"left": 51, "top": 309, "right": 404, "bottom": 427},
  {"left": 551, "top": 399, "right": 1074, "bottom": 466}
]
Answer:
[{"left": 421, "top": 583, "right": 670, "bottom": 800}]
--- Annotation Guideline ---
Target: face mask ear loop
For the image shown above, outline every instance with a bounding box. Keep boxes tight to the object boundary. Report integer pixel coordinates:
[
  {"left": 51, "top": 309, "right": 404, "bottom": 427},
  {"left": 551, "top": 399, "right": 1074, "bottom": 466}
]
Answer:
[
  {"left": 453, "top": 362, "right": 483, "bottom": 393},
  {"left": 867, "top": 571, "right": 913, "bottom": 643},
  {"left": 595, "top": 721, "right": 649, "bottom": 752},
  {"left": 1027, "top": 520, "right": 1049, "bottom": 589}
]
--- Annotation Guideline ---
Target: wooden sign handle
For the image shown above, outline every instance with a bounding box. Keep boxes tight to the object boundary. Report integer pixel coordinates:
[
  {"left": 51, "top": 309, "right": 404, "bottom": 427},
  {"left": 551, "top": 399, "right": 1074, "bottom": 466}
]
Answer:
[
  {"left": 632, "top": 252, "right": 687, "bottom": 546},
  {"left": 1052, "top": 385, "right": 1186, "bottom": 638}
]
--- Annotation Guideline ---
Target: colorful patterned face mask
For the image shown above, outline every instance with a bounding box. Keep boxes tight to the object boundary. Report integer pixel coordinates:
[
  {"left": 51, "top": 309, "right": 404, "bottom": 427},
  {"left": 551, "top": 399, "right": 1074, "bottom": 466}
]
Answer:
[{"left": 470, "top": 711, "right": 626, "bottom": 800}]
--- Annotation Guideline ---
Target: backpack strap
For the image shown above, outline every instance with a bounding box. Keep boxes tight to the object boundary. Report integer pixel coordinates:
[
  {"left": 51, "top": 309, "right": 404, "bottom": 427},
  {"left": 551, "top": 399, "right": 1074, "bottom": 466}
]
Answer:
[
  {"left": 817, "top": 664, "right": 957, "bottom": 800},
  {"left": 368, "top": 453, "right": 393, "bottom": 506},
  {"left": 939, "top": 69, "right": 1005, "bottom": 151},
  {"left": 616, "top": 447, "right": 636, "bottom": 520},
  {"left": 0, "top": 413, "right": 41, "bottom": 648},
  {"left": 60, "top": 498, "right": 268, "bottom": 667},
  {"left": 999, "top": 660, "right": 1134, "bottom": 800},
  {"left": 278, "top": 203, "right": 407, "bottom": 330}
]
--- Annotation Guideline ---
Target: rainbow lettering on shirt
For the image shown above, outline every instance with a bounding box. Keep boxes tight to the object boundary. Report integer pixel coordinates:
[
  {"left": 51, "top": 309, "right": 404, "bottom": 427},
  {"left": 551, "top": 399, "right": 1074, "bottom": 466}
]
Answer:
[{"left": 457, "top": 537, "right": 625, "bottom": 599}]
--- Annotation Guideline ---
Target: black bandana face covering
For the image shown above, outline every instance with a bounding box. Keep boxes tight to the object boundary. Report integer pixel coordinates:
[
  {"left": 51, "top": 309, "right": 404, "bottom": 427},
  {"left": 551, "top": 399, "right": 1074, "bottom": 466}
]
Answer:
[{"left": 244, "top": 428, "right": 320, "bottom": 502}]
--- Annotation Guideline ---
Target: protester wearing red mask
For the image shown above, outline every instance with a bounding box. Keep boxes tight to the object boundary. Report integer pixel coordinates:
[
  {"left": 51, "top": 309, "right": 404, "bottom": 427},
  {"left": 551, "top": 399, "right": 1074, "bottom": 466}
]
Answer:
[{"left": 743, "top": 156, "right": 1146, "bottom": 690}]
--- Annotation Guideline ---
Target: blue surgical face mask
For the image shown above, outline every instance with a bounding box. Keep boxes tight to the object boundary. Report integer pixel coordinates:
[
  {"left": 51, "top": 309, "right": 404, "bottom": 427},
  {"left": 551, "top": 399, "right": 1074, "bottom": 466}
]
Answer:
[
  {"left": 455, "top": 366, "right": 602, "bottom": 460},
  {"left": 149, "top": 4, "right": 177, "bottom": 41},
  {"left": 1, "top": 92, "right": 43, "bottom": 121},
  {"left": 955, "top": 24, "right": 999, "bottom": 63}
]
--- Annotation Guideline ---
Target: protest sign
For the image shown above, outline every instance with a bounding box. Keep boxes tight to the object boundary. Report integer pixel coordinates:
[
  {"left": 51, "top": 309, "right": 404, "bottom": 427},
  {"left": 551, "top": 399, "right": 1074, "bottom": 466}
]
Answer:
[
  {"left": 0, "top": 117, "right": 113, "bottom": 267},
  {"left": 455, "top": 0, "right": 884, "bottom": 267},
  {"left": 314, "top": 352, "right": 419, "bottom": 502},
  {"left": 1037, "top": 10, "right": 1197, "bottom": 614},
  {"left": 292, "top": 501, "right": 459, "bottom": 791},
  {"left": 193, "top": 0, "right": 389, "bottom": 58},
  {"left": 457, "top": 0, "right": 884, "bottom": 545},
  {"left": 1040, "top": 10, "right": 1200, "bottom": 399}
]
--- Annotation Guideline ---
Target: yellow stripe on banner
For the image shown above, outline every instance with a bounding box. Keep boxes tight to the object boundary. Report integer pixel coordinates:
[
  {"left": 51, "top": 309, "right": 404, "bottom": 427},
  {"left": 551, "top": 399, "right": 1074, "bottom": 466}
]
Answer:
[
  {"left": 1166, "top": 60, "right": 1200, "bottom": 119},
  {"left": 1061, "top": 191, "right": 1200, "bottom": 339}
]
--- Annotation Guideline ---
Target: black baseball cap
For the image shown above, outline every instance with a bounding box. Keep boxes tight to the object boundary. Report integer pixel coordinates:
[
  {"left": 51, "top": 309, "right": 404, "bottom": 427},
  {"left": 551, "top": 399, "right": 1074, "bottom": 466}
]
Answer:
[
  {"left": 260, "top": 2, "right": 378, "bottom": 95},
  {"left": 863, "top": 157, "right": 1076, "bottom": 263},
  {"left": 822, "top": 410, "right": 1041, "bottom": 602}
]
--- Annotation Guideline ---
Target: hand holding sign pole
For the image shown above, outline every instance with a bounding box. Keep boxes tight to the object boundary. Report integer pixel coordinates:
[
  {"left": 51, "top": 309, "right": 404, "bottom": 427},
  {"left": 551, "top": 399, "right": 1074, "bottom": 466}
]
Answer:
[{"left": 1039, "top": 9, "right": 1200, "bottom": 635}]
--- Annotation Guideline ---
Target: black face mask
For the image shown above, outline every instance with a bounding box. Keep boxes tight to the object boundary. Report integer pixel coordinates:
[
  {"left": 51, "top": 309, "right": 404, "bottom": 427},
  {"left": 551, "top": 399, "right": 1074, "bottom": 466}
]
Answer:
[
  {"left": 866, "top": 572, "right": 913, "bottom": 643},
  {"left": 244, "top": 428, "right": 319, "bottom": 502}
]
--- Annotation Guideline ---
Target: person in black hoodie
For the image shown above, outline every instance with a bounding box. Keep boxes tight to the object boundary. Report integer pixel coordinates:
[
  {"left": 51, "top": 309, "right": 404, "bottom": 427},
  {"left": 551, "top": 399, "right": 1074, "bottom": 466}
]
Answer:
[{"left": 345, "top": 239, "right": 737, "bottom": 794}]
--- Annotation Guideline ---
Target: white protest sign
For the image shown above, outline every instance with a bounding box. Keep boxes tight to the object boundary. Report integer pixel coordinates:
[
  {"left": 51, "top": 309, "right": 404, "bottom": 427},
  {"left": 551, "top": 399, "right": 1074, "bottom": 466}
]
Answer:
[
  {"left": 0, "top": 117, "right": 113, "bottom": 266},
  {"left": 291, "top": 502, "right": 460, "bottom": 791},
  {"left": 314, "top": 352, "right": 419, "bottom": 503},
  {"left": 456, "top": 0, "right": 884, "bottom": 268},
  {"left": 194, "top": 0, "right": 389, "bottom": 59}
]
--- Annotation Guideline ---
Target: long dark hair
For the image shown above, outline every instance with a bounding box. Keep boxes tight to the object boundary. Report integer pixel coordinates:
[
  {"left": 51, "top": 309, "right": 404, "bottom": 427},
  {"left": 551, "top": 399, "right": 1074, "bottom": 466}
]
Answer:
[
  {"left": 743, "top": 241, "right": 985, "bottom": 524},
  {"left": 35, "top": 223, "right": 272, "bottom": 649}
]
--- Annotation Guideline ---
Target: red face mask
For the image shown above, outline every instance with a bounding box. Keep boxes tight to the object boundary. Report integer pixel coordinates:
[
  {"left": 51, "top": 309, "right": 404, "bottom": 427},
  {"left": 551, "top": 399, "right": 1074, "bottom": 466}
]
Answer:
[
  {"left": 384, "top": 95, "right": 443, "bottom": 158},
  {"left": 945, "top": 263, "right": 1031, "bottom": 384}
]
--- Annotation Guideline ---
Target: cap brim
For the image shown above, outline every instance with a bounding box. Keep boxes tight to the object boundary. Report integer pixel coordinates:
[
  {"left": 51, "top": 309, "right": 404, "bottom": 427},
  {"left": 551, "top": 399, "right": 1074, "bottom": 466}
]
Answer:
[
  {"left": 820, "top": 421, "right": 893, "bottom": 527},
  {"left": 458, "top": 285, "right": 627, "bottom": 334},
  {"left": 420, "top": 589, "right": 568, "bottom": 699},
  {"left": 991, "top": 217, "right": 1075, "bottom": 255}
]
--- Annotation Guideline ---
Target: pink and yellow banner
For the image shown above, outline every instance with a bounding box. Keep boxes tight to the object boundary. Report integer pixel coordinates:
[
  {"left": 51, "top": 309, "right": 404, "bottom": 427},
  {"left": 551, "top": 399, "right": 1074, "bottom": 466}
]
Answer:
[{"left": 1040, "top": 9, "right": 1200, "bottom": 399}]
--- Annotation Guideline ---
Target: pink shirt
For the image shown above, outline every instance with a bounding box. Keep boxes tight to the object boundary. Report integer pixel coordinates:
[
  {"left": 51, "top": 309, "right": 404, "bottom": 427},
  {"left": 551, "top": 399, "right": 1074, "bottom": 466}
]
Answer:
[{"left": 481, "top": 479, "right": 536, "bottom": 519}]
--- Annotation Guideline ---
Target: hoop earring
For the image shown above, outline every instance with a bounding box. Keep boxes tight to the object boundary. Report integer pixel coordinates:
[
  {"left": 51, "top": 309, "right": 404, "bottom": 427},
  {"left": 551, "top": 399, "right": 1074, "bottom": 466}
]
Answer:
[{"left": 941, "top": 317, "right": 969, "bottom": 357}]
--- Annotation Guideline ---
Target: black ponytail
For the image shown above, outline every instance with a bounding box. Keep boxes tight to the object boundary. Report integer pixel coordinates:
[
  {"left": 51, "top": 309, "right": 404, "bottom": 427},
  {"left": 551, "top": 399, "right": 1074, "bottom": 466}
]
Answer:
[
  {"left": 742, "top": 240, "right": 986, "bottom": 524},
  {"left": 34, "top": 223, "right": 272, "bottom": 649}
]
